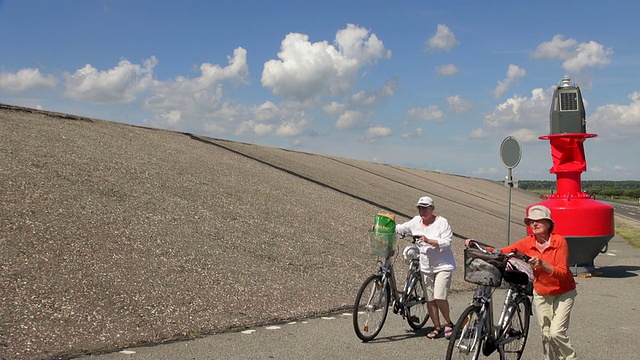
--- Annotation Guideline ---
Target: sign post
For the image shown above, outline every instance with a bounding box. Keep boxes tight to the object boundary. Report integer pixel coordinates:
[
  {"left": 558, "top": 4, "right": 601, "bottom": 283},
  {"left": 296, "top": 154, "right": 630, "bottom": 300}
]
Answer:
[{"left": 500, "top": 136, "right": 522, "bottom": 245}]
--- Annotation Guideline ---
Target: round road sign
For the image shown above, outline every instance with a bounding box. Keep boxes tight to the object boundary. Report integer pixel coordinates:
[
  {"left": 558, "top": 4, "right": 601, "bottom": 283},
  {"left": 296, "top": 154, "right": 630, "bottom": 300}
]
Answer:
[{"left": 500, "top": 136, "right": 521, "bottom": 169}]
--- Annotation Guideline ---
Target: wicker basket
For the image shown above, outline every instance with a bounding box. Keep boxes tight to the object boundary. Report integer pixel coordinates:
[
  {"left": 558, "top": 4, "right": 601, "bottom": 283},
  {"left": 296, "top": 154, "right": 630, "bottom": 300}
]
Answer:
[
  {"left": 463, "top": 248, "right": 507, "bottom": 287},
  {"left": 369, "top": 232, "right": 396, "bottom": 256}
]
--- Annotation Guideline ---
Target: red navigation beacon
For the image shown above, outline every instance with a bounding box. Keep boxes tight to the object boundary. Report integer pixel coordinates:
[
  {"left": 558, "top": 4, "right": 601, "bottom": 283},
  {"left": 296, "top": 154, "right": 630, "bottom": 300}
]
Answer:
[{"left": 529, "top": 76, "right": 614, "bottom": 274}]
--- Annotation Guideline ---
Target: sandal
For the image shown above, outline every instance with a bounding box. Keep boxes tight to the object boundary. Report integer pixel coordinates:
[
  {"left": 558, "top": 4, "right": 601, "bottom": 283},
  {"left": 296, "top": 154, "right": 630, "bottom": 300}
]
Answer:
[
  {"left": 444, "top": 323, "right": 454, "bottom": 339},
  {"left": 426, "top": 327, "right": 442, "bottom": 339}
]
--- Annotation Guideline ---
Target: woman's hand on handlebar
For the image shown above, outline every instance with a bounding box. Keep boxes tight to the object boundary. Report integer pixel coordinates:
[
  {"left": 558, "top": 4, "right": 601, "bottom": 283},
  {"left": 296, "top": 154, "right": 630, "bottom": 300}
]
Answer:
[
  {"left": 466, "top": 239, "right": 502, "bottom": 255},
  {"left": 398, "top": 232, "right": 423, "bottom": 244}
]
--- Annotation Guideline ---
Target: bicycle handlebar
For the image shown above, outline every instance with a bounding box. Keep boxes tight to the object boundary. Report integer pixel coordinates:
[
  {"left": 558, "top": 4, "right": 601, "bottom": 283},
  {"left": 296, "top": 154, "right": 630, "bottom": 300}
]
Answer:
[
  {"left": 466, "top": 240, "right": 531, "bottom": 263},
  {"left": 399, "top": 233, "right": 424, "bottom": 244}
]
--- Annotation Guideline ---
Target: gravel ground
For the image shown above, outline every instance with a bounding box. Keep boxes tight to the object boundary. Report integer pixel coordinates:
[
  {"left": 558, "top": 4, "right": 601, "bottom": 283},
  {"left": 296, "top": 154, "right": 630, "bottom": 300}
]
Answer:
[{"left": 1, "top": 104, "right": 542, "bottom": 360}]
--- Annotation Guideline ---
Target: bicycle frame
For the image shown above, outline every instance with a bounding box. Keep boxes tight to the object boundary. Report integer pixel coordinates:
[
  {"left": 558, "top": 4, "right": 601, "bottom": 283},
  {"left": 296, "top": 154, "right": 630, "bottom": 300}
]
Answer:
[
  {"left": 378, "top": 255, "right": 401, "bottom": 306},
  {"left": 471, "top": 285, "right": 519, "bottom": 354},
  {"left": 449, "top": 241, "right": 533, "bottom": 359},
  {"left": 353, "top": 234, "right": 429, "bottom": 342},
  {"left": 400, "top": 257, "right": 423, "bottom": 308},
  {"left": 377, "top": 252, "right": 421, "bottom": 314}
]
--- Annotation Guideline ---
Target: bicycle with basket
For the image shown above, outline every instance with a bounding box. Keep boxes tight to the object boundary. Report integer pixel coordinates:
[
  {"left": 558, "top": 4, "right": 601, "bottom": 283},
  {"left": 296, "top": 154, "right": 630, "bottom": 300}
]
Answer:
[
  {"left": 446, "top": 240, "right": 534, "bottom": 360},
  {"left": 352, "top": 212, "right": 430, "bottom": 342}
]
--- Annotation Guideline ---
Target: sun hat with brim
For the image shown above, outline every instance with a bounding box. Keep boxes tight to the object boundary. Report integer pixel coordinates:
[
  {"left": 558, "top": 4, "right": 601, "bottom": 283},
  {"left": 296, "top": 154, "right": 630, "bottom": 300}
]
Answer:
[
  {"left": 416, "top": 196, "right": 434, "bottom": 208},
  {"left": 524, "top": 205, "right": 554, "bottom": 226}
]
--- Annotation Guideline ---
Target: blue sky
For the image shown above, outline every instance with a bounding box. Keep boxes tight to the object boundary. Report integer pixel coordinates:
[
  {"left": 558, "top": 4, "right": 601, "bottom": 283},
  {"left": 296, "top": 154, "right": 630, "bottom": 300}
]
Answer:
[{"left": 1, "top": 1, "right": 639, "bottom": 181}]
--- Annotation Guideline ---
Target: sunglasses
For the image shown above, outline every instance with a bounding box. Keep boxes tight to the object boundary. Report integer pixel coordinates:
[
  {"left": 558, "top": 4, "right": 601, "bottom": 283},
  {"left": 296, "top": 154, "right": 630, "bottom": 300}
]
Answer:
[{"left": 417, "top": 206, "right": 432, "bottom": 210}]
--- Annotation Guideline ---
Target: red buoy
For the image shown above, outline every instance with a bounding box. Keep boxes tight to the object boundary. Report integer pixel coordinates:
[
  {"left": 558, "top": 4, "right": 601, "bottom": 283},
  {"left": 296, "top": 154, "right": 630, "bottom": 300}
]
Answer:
[{"left": 528, "top": 77, "right": 614, "bottom": 273}]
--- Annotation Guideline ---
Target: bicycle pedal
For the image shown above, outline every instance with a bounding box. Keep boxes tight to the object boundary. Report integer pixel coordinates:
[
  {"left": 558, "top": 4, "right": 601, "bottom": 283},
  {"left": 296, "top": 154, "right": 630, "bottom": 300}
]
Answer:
[{"left": 506, "top": 329, "right": 522, "bottom": 337}]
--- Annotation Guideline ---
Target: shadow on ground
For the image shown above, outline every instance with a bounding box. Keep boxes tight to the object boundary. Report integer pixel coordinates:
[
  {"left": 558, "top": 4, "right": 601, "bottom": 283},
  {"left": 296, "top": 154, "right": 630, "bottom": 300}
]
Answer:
[{"left": 593, "top": 265, "right": 640, "bottom": 278}]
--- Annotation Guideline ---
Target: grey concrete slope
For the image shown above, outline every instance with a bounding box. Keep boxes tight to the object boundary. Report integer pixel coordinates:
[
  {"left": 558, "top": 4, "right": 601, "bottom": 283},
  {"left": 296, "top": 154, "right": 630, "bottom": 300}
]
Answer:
[
  {"left": 194, "top": 135, "right": 540, "bottom": 241},
  {"left": 1, "top": 104, "right": 539, "bottom": 359}
]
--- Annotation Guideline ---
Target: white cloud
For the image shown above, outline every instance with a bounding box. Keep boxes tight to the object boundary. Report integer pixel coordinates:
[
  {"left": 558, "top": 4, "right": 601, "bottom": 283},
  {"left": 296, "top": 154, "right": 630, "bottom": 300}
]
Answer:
[
  {"left": 531, "top": 35, "right": 612, "bottom": 87},
  {"left": 335, "top": 23, "right": 392, "bottom": 64},
  {"left": 469, "top": 127, "right": 487, "bottom": 139},
  {"left": 446, "top": 95, "right": 474, "bottom": 114},
  {"left": 335, "top": 109, "right": 368, "bottom": 129},
  {"left": 364, "top": 125, "right": 392, "bottom": 138},
  {"left": 361, "top": 125, "right": 392, "bottom": 144},
  {"left": 427, "top": 24, "right": 459, "bottom": 52},
  {"left": 323, "top": 101, "right": 345, "bottom": 115},
  {"left": 436, "top": 64, "right": 459, "bottom": 76},
  {"left": 64, "top": 57, "right": 157, "bottom": 104},
  {"left": 407, "top": 105, "right": 445, "bottom": 122},
  {"left": 474, "top": 87, "right": 550, "bottom": 142},
  {"left": 588, "top": 91, "right": 640, "bottom": 140},
  {"left": 531, "top": 35, "right": 578, "bottom": 60},
  {"left": 351, "top": 77, "right": 397, "bottom": 106},
  {"left": 492, "top": 64, "right": 526, "bottom": 99},
  {"left": 145, "top": 48, "right": 248, "bottom": 111},
  {"left": 0, "top": 68, "right": 58, "bottom": 93},
  {"left": 564, "top": 41, "right": 612, "bottom": 73},
  {"left": 232, "top": 102, "right": 314, "bottom": 138},
  {"left": 507, "top": 128, "right": 539, "bottom": 143},
  {"left": 261, "top": 24, "right": 390, "bottom": 102},
  {"left": 473, "top": 167, "right": 499, "bottom": 176},
  {"left": 159, "top": 110, "right": 182, "bottom": 126},
  {"left": 401, "top": 127, "right": 424, "bottom": 139},
  {"left": 275, "top": 118, "right": 310, "bottom": 137},
  {"left": 141, "top": 48, "right": 250, "bottom": 132},
  {"left": 613, "top": 165, "right": 626, "bottom": 171},
  {"left": 255, "top": 101, "right": 280, "bottom": 122},
  {"left": 235, "top": 120, "right": 274, "bottom": 136}
]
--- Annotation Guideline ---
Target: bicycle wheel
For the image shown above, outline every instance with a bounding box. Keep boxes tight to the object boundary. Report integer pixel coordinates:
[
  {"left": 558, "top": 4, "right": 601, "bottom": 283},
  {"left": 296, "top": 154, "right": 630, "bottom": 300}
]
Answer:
[
  {"left": 405, "top": 273, "right": 429, "bottom": 330},
  {"left": 499, "top": 295, "right": 531, "bottom": 360},
  {"left": 446, "top": 305, "right": 484, "bottom": 360},
  {"left": 352, "top": 274, "right": 390, "bottom": 342}
]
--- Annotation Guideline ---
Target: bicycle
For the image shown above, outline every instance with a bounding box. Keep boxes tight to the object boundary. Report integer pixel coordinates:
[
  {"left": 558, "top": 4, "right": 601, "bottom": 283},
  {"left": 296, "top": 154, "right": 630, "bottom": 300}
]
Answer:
[
  {"left": 446, "top": 240, "right": 534, "bottom": 360},
  {"left": 352, "top": 232, "right": 430, "bottom": 342}
]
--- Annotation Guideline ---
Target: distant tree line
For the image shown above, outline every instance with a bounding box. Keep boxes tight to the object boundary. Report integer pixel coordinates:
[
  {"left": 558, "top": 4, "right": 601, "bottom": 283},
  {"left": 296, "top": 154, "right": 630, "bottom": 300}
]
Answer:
[{"left": 518, "top": 180, "right": 640, "bottom": 199}]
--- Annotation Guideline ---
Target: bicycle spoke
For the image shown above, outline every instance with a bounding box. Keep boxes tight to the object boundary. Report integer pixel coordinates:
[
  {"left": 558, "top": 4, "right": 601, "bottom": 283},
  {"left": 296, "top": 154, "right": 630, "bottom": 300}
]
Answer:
[
  {"left": 405, "top": 276, "right": 429, "bottom": 330},
  {"left": 446, "top": 305, "right": 483, "bottom": 360},
  {"left": 353, "top": 274, "right": 389, "bottom": 342},
  {"left": 499, "top": 295, "right": 531, "bottom": 360}
]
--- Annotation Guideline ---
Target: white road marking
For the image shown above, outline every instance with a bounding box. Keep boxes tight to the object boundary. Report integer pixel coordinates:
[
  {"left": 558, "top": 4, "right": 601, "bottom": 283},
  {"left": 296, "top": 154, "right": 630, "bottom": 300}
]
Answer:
[{"left": 238, "top": 316, "right": 340, "bottom": 337}]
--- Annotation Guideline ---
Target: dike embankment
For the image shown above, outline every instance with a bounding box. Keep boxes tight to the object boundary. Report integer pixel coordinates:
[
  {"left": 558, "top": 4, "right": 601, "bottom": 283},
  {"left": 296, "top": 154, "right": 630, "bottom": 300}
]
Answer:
[{"left": 0, "top": 103, "right": 540, "bottom": 359}]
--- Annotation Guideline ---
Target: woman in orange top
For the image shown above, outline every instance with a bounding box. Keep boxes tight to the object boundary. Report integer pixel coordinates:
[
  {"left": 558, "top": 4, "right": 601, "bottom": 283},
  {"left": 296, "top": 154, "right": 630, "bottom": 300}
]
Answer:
[{"left": 466, "top": 205, "right": 577, "bottom": 360}]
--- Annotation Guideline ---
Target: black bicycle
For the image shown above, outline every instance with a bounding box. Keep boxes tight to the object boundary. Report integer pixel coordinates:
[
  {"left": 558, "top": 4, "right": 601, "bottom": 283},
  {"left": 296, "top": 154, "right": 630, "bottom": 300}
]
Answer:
[
  {"left": 446, "top": 241, "right": 534, "bottom": 360},
  {"left": 352, "top": 233, "right": 429, "bottom": 341}
]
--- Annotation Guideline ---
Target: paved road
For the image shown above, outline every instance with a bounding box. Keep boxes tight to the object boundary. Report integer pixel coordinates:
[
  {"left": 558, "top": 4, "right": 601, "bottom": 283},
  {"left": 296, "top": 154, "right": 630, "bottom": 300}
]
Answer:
[
  {"left": 86, "top": 234, "right": 640, "bottom": 360},
  {"left": 602, "top": 199, "right": 640, "bottom": 222}
]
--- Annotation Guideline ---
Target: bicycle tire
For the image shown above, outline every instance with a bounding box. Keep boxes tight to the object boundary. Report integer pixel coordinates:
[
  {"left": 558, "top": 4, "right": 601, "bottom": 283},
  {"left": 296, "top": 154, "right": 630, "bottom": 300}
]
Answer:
[
  {"left": 352, "top": 274, "right": 390, "bottom": 342},
  {"left": 498, "top": 295, "right": 531, "bottom": 360},
  {"left": 405, "top": 273, "right": 429, "bottom": 330},
  {"left": 446, "top": 305, "right": 484, "bottom": 360}
]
